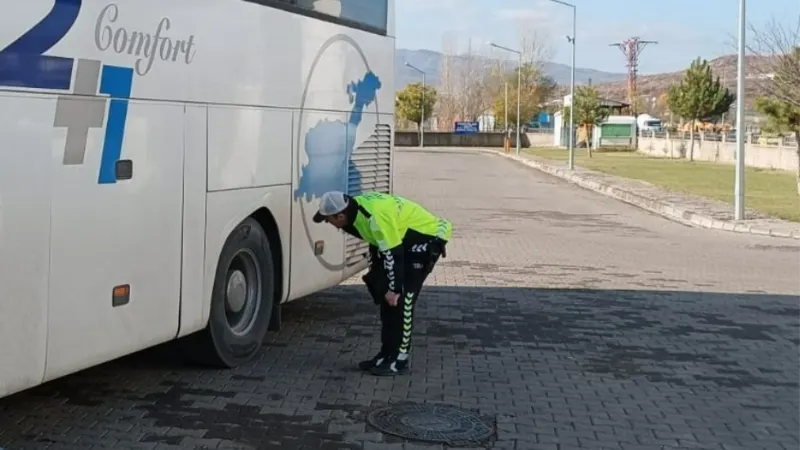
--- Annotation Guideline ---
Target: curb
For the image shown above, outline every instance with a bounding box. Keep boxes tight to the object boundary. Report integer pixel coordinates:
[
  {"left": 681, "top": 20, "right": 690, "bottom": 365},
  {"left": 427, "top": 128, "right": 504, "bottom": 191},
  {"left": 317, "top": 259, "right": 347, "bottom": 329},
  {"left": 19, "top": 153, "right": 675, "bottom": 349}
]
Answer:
[{"left": 475, "top": 148, "right": 800, "bottom": 240}]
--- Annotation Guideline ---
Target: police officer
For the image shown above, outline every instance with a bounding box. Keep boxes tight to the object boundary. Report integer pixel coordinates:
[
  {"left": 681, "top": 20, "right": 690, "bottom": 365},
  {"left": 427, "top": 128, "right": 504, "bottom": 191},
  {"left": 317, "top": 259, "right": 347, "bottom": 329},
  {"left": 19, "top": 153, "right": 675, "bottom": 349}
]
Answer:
[{"left": 313, "top": 190, "right": 452, "bottom": 376}]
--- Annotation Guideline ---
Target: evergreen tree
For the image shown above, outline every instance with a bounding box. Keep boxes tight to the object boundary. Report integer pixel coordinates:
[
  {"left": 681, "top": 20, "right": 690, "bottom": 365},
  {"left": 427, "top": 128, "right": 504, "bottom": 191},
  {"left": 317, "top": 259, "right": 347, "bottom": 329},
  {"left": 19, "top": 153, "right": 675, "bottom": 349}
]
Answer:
[
  {"left": 667, "top": 58, "right": 735, "bottom": 161},
  {"left": 562, "top": 85, "right": 609, "bottom": 157}
]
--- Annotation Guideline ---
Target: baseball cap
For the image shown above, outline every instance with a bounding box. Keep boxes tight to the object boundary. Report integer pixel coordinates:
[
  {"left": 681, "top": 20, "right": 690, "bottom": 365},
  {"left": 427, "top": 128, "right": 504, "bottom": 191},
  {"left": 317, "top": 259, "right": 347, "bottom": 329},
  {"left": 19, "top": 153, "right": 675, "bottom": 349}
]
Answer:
[{"left": 313, "top": 190, "right": 349, "bottom": 223}]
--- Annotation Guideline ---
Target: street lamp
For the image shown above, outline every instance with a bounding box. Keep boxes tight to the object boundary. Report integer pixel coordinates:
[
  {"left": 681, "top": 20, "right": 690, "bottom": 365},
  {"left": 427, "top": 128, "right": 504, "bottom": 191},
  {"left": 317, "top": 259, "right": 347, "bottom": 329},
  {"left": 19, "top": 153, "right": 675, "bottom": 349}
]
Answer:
[
  {"left": 405, "top": 62, "right": 426, "bottom": 148},
  {"left": 734, "top": 0, "right": 746, "bottom": 220},
  {"left": 547, "top": 0, "right": 576, "bottom": 170},
  {"left": 489, "top": 42, "right": 522, "bottom": 155}
]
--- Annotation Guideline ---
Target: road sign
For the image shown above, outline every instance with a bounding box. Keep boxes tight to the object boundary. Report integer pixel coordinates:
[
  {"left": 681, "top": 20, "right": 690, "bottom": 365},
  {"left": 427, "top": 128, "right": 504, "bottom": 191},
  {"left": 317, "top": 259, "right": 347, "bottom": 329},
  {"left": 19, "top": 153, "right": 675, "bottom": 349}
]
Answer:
[{"left": 454, "top": 121, "right": 480, "bottom": 135}]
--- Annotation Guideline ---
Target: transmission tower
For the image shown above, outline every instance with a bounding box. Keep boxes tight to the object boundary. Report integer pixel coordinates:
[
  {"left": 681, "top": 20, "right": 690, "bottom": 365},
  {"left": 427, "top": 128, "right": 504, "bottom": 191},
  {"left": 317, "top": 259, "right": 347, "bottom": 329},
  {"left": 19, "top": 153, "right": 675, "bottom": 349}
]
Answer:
[{"left": 609, "top": 37, "right": 657, "bottom": 115}]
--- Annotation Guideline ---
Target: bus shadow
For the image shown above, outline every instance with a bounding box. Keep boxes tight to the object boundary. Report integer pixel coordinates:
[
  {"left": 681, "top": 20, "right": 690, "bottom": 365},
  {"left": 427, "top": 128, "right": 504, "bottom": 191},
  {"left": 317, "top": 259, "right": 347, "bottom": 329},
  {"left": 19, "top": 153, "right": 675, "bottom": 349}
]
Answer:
[{"left": 0, "top": 285, "right": 797, "bottom": 449}]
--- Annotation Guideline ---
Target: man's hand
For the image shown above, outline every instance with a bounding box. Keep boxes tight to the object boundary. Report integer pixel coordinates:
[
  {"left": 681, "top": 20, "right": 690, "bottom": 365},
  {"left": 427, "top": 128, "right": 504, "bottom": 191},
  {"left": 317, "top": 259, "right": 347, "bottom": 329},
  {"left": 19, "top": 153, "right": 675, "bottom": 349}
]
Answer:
[{"left": 385, "top": 291, "right": 400, "bottom": 307}]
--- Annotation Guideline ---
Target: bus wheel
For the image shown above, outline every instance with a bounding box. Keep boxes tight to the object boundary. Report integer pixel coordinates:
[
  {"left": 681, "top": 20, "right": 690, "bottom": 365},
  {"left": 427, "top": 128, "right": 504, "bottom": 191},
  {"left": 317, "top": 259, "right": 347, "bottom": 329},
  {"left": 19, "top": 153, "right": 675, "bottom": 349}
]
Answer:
[{"left": 191, "top": 217, "right": 275, "bottom": 368}]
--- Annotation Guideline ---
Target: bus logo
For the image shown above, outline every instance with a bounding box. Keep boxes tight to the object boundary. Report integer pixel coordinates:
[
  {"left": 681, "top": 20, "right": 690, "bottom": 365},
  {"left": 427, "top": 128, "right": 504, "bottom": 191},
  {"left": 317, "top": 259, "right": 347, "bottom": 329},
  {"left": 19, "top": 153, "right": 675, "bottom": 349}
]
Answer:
[
  {"left": 53, "top": 58, "right": 134, "bottom": 184},
  {"left": 0, "top": 1, "right": 194, "bottom": 185}
]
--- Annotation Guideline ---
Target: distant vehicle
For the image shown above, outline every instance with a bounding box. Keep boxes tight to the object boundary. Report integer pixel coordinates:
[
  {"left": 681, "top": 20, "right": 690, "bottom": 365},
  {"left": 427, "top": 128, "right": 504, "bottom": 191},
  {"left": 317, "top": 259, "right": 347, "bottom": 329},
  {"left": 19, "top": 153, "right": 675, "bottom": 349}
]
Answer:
[
  {"left": 637, "top": 114, "right": 663, "bottom": 132},
  {"left": 0, "top": 0, "right": 394, "bottom": 398}
]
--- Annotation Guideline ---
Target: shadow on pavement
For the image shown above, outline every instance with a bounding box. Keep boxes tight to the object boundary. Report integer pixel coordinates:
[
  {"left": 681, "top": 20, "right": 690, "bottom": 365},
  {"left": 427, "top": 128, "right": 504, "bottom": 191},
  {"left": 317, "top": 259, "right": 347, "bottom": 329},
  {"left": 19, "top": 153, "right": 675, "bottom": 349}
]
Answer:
[{"left": 0, "top": 285, "right": 798, "bottom": 449}]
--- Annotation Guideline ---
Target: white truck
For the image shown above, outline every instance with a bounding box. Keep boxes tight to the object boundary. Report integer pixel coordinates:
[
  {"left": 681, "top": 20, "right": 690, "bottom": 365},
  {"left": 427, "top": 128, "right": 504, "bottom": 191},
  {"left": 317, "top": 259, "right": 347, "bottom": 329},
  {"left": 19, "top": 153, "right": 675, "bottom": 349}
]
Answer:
[{"left": 637, "top": 113, "right": 663, "bottom": 132}]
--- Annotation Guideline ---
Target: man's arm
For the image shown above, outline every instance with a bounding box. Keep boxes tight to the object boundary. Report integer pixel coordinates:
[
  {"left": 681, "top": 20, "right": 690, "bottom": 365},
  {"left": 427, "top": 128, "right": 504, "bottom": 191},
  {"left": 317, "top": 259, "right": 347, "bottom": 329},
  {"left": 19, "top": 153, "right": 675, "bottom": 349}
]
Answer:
[
  {"left": 369, "top": 211, "right": 405, "bottom": 294},
  {"left": 368, "top": 244, "right": 379, "bottom": 269}
]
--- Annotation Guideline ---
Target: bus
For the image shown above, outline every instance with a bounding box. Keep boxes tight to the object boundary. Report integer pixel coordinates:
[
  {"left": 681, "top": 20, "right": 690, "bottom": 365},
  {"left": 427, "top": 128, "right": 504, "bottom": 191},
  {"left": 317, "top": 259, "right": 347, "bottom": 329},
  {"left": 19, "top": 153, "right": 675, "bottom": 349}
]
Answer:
[{"left": 0, "top": 0, "right": 395, "bottom": 398}]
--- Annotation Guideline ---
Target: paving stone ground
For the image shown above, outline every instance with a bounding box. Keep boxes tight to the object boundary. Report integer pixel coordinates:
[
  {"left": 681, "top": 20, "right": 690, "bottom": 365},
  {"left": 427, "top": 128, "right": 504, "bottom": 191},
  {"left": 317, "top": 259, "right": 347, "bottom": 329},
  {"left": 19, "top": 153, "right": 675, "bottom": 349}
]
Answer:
[{"left": 1, "top": 149, "right": 798, "bottom": 450}]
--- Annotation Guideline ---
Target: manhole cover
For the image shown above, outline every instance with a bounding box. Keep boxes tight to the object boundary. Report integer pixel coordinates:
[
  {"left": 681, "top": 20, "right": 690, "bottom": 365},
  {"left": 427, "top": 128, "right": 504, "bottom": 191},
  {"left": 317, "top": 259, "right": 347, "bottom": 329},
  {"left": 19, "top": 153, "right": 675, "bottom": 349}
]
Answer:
[{"left": 366, "top": 402, "right": 496, "bottom": 445}]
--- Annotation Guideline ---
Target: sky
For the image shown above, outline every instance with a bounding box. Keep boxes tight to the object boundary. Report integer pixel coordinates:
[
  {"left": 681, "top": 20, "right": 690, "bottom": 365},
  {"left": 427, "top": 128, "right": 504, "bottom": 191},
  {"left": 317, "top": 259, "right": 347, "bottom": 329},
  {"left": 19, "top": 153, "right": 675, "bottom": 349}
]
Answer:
[{"left": 395, "top": 0, "right": 800, "bottom": 74}]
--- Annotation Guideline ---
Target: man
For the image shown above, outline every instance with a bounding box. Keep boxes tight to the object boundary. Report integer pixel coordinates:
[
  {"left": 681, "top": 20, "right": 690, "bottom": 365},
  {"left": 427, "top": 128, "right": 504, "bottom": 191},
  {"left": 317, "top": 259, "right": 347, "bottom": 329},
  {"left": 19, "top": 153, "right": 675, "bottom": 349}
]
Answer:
[{"left": 313, "top": 190, "right": 452, "bottom": 376}]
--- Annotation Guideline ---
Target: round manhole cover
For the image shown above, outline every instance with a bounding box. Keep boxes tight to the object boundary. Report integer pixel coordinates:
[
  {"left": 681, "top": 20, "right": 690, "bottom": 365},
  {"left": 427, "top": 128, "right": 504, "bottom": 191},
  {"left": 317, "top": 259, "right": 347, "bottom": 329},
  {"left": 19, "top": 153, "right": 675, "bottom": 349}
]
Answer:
[{"left": 366, "top": 402, "right": 496, "bottom": 445}]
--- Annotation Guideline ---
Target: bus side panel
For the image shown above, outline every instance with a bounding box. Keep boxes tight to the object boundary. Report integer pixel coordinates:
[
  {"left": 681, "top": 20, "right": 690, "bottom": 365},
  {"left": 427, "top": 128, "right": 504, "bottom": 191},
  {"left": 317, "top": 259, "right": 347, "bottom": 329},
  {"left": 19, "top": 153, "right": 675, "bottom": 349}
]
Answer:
[
  {"left": 203, "top": 186, "right": 292, "bottom": 327},
  {"left": 0, "top": 93, "right": 52, "bottom": 397},
  {"left": 45, "top": 101, "right": 185, "bottom": 381},
  {"left": 206, "top": 106, "right": 292, "bottom": 192},
  {"left": 177, "top": 105, "right": 209, "bottom": 338}
]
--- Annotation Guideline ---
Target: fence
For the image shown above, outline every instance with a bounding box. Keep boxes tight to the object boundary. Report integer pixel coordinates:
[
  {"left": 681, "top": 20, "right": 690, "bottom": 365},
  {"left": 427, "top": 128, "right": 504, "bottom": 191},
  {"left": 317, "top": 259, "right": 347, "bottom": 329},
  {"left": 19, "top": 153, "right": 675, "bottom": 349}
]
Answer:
[
  {"left": 637, "top": 131, "right": 798, "bottom": 172},
  {"left": 394, "top": 128, "right": 555, "bottom": 148}
]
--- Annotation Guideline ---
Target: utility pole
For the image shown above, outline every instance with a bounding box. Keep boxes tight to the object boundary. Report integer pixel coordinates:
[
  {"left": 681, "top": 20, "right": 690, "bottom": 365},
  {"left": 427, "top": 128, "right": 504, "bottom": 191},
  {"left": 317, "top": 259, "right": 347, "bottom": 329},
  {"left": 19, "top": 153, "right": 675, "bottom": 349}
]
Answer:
[
  {"left": 610, "top": 37, "right": 657, "bottom": 116},
  {"left": 488, "top": 42, "right": 523, "bottom": 155},
  {"left": 734, "top": 0, "right": 746, "bottom": 220},
  {"left": 505, "top": 82, "right": 508, "bottom": 134},
  {"left": 547, "top": 0, "right": 577, "bottom": 170},
  {"left": 404, "top": 62, "right": 426, "bottom": 147}
]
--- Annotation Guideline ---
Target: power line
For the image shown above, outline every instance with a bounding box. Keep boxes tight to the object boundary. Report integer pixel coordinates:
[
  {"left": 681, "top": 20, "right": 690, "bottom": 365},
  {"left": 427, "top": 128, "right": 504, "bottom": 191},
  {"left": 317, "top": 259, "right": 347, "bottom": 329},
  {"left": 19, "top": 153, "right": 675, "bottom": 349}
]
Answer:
[{"left": 609, "top": 37, "right": 657, "bottom": 115}]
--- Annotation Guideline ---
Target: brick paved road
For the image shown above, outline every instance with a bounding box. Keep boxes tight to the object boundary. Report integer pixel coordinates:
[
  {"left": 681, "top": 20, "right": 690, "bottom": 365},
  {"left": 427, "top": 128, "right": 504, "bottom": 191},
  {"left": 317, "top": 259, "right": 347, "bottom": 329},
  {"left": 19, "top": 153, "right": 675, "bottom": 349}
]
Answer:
[{"left": 1, "top": 149, "right": 798, "bottom": 450}]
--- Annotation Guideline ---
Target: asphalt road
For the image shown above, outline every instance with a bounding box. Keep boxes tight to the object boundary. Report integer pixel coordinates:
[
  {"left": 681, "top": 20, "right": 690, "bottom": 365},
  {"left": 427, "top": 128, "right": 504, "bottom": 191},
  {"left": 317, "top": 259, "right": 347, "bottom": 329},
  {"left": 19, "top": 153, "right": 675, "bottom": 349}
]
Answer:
[{"left": 1, "top": 148, "right": 798, "bottom": 450}]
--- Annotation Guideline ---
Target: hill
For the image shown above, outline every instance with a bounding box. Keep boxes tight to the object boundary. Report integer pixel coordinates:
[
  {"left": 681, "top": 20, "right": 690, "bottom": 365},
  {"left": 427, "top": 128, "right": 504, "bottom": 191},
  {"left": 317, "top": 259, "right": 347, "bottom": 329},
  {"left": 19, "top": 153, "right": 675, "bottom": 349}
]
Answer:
[
  {"left": 395, "top": 48, "right": 626, "bottom": 89},
  {"left": 592, "top": 54, "right": 777, "bottom": 108}
]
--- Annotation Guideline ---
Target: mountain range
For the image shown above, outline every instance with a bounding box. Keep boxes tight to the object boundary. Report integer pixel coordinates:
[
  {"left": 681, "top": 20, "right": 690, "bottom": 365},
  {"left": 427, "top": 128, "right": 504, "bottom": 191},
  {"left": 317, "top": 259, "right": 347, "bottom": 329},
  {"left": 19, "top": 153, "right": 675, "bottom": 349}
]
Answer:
[
  {"left": 395, "top": 48, "right": 627, "bottom": 90},
  {"left": 395, "top": 48, "right": 775, "bottom": 109}
]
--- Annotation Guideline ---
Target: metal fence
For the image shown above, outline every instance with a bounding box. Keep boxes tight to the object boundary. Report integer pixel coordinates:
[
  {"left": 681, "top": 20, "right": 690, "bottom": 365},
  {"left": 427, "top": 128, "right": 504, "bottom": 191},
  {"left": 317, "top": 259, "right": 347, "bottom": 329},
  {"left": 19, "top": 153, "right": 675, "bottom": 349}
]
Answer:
[{"left": 644, "top": 130, "right": 797, "bottom": 148}]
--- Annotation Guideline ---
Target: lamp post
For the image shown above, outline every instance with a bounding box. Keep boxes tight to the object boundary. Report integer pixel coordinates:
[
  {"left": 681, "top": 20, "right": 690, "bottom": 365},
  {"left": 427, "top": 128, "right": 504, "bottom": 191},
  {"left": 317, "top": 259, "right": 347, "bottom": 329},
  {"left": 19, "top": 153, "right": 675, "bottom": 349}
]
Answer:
[
  {"left": 405, "top": 62, "right": 426, "bottom": 148},
  {"left": 505, "top": 82, "right": 509, "bottom": 134},
  {"left": 547, "top": 0, "right": 576, "bottom": 169},
  {"left": 489, "top": 42, "right": 522, "bottom": 155},
  {"left": 734, "top": 0, "right": 746, "bottom": 220}
]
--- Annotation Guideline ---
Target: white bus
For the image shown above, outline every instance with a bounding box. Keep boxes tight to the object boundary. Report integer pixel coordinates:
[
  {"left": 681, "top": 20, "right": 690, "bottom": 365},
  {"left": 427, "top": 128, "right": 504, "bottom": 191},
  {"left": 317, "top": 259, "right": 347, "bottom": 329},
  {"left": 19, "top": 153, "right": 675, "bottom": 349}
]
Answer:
[{"left": 0, "top": 0, "right": 395, "bottom": 398}]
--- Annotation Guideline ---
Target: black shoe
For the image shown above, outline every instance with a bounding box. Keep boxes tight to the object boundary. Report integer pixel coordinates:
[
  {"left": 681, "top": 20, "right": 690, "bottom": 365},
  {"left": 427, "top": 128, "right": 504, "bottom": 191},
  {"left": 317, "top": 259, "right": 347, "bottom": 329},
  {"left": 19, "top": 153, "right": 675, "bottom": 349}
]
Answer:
[
  {"left": 369, "top": 356, "right": 409, "bottom": 376},
  {"left": 358, "top": 353, "right": 387, "bottom": 371}
]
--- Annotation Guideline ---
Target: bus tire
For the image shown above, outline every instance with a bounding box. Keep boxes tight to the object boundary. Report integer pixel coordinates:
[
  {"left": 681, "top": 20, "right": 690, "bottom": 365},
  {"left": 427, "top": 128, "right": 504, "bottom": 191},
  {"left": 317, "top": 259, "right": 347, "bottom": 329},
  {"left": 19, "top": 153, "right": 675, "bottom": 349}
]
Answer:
[{"left": 190, "top": 217, "right": 275, "bottom": 368}]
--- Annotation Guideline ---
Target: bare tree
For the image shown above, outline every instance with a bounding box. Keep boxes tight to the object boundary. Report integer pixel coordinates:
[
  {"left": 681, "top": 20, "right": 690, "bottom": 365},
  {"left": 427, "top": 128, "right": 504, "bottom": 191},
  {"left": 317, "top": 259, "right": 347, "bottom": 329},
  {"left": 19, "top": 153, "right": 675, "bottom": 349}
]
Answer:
[
  {"left": 434, "top": 23, "right": 554, "bottom": 131},
  {"left": 435, "top": 34, "right": 496, "bottom": 127},
  {"left": 516, "top": 20, "right": 554, "bottom": 70},
  {"left": 435, "top": 32, "right": 460, "bottom": 131},
  {"left": 454, "top": 38, "right": 489, "bottom": 121},
  {"left": 746, "top": 16, "right": 800, "bottom": 109}
]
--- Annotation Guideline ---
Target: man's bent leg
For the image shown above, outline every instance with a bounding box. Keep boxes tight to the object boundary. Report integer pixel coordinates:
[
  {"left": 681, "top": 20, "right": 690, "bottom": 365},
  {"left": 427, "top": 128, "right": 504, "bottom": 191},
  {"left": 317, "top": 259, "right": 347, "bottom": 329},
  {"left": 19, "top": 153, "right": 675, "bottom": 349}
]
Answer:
[
  {"left": 370, "top": 251, "right": 438, "bottom": 376},
  {"left": 358, "top": 301, "right": 394, "bottom": 371},
  {"left": 358, "top": 256, "right": 392, "bottom": 371}
]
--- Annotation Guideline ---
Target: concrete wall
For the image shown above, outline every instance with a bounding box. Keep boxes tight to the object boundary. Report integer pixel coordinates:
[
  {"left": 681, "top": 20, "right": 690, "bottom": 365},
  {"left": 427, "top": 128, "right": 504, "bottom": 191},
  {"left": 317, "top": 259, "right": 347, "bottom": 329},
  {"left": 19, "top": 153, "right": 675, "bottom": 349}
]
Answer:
[
  {"left": 528, "top": 131, "right": 554, "bottom": 147},
  {"left": 638, "top": 134, "right": 799, "bottom": 172},
  {"left": 394, "top": 131, "right": 554, "bottom": 148}
]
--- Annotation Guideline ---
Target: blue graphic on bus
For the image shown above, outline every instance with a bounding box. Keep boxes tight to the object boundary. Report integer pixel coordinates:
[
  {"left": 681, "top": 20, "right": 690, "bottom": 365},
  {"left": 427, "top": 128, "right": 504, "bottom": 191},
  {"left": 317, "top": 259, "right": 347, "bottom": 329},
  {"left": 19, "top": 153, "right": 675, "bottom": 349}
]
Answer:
[{"left": 294, "top": 71, "right": 382, "bottom": 201}]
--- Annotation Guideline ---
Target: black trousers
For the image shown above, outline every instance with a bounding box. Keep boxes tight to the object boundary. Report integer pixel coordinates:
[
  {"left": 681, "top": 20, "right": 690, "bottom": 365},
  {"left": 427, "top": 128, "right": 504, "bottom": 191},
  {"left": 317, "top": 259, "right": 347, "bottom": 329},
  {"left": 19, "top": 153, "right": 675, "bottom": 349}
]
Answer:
[{"left": 363, "top": 245, "right": 441, "bottom": 358}]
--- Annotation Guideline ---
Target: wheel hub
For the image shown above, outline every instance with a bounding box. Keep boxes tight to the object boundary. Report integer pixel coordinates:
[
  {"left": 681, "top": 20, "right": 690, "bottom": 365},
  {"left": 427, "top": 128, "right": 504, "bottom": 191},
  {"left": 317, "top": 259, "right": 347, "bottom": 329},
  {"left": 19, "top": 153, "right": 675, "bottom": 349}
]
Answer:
[
  {"left": 226, "top": 270, "right": 248, "bottom": 313},
  {"left": 223, "top": 249, "right": 262, "bottom": 336}
]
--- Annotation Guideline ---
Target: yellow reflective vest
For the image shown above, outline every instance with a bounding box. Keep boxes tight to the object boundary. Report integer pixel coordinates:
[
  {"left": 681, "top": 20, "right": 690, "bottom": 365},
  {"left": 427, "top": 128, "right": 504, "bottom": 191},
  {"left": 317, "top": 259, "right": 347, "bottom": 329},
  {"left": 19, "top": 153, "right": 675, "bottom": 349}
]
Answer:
[{"left": 348, "top": 192, "right": 452, "bottom": 293}]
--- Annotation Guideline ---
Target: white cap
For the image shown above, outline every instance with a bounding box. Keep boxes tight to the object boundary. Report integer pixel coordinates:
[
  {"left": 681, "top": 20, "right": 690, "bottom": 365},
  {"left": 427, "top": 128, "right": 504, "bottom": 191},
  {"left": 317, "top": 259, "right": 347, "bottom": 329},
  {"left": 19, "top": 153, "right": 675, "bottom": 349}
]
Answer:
[{"left": 313, "top": 190, "right": 349, "bottom": 223}]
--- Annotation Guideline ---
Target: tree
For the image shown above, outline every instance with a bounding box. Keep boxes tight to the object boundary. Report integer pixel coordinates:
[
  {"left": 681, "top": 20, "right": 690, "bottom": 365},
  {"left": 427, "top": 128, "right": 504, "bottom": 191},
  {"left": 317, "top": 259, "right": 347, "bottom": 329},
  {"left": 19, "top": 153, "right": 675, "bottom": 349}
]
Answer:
[
  {"left": 395, "top": 82, "right": 437, "bottom": 135},
  {"left": 745, "top": 16, "right": 800, "bottom": 194},
  {"left": 747, "top": 18, "right": 800, "bottom": 110},
  {"left": 491, "top": 64, "right": 557, "bottom": 129},
  {"left": 436, "top": 35, "right": 492, "bottom": 128},
  {"left": 756, "top": 97, "right": 800, "bottom": 195},
  {"left": 435, "top": 26, "right": 553, "bottom": 130},
  {"left": 561, "top": 85, "right": 610, "bottom": 157},
  {"left": 666, "top": 58, "right": 736, "bottom": 161}
]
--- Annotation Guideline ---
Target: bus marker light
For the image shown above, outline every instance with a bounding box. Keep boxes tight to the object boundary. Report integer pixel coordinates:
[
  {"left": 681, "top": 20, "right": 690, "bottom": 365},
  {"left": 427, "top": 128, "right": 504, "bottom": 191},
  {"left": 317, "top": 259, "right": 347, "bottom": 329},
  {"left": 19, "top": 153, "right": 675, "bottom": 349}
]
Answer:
[{"left": 112, "top": 284, "right": 130, "bottom": 307}]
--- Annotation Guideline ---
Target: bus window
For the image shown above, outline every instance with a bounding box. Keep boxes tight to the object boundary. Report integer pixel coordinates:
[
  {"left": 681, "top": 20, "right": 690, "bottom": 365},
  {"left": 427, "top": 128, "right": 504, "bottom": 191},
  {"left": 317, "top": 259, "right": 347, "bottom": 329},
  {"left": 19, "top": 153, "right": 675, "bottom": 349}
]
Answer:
[
  {"left": 246, "top": 0, "right": 388, "bottom": 35},
  {"left": 340, "top": 0, "right": 387, "bottom": 32}
]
